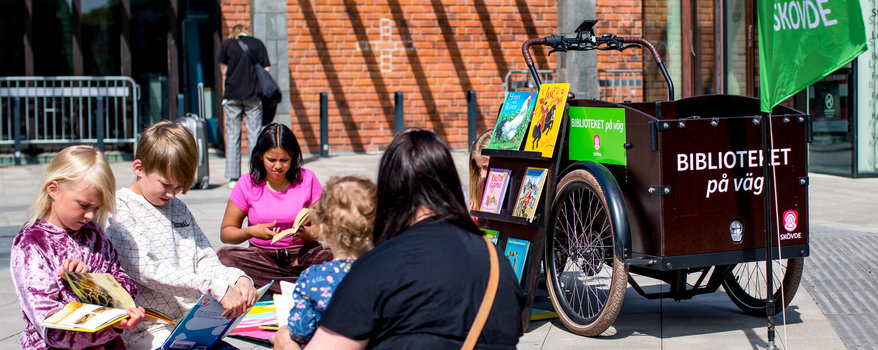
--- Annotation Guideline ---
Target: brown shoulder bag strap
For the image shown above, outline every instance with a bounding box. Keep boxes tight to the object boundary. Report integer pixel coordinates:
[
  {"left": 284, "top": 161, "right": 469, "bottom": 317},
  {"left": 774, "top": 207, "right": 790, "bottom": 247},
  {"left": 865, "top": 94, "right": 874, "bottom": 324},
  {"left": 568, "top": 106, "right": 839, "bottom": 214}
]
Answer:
[{"left": 462, "top": 236, "right": 500, "bottom": 350}]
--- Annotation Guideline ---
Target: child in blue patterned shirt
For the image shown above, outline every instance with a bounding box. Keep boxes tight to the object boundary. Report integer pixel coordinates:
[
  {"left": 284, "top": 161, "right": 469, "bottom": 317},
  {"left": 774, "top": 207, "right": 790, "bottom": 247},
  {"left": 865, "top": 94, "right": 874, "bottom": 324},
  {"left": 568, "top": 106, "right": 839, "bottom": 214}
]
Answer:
[{"left": 271, "top": 175, "right": 376, "bottom": 349}]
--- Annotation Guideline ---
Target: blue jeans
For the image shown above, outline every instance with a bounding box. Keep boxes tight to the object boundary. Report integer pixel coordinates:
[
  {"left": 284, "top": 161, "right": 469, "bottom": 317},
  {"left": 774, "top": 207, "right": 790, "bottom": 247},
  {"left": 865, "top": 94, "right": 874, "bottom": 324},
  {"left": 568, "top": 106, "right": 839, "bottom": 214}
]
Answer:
[{"left": 223, "top": 98, "right": 262, "bottom": 180}]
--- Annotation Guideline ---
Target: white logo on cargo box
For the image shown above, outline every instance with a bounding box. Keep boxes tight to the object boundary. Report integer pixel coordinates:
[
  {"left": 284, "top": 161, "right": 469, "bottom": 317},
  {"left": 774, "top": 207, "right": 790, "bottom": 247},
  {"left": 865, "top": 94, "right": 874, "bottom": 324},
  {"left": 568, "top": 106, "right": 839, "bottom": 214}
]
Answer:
[{"left": 783, "top": 210, "right": 798, "bottom": 232}]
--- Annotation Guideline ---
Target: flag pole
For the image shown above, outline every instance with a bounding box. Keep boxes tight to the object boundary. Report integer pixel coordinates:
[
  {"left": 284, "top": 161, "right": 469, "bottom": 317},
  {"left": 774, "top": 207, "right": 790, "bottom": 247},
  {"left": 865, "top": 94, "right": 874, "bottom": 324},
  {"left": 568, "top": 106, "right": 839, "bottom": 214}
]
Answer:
[{"left": 761, "top": 111, "right": 776, "bottom": 350}]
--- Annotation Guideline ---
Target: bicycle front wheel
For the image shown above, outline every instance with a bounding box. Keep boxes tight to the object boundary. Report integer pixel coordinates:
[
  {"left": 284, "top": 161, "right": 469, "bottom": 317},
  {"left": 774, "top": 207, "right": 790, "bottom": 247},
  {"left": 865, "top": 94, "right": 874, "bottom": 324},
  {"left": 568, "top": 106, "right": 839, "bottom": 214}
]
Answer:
[{"left": 544, "top": 169, "right": 627, "bottom": 336}]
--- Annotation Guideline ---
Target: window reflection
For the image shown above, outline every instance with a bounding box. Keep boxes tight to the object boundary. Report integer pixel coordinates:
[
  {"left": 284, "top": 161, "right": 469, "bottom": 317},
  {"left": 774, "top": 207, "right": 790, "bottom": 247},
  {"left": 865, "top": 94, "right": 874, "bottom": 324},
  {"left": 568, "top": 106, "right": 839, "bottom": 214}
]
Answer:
[
  {"left": 82, "top": 0, "right": 120, "bottom": 76},
  {"left": 33, "top": 0, "right": 74, "bottom": 76}
]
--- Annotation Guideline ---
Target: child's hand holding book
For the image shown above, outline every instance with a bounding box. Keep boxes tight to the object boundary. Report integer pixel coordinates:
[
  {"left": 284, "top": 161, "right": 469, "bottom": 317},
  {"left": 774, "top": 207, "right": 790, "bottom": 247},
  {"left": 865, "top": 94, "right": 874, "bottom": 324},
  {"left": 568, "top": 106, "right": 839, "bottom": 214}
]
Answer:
[
  {"left": 57, "top": 258, "right": 90, "bottom": 277},
  {"left": 113, "top": 307, "right": 146, "bottom": 330}
]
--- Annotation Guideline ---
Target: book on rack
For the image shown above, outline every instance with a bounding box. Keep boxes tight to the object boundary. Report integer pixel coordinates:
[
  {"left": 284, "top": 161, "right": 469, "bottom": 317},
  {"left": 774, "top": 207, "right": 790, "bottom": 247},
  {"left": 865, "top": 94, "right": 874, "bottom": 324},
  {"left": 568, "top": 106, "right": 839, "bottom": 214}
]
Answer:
[
  {"left": 524, "top": 83, "right": 570, "bottom": 157},
  {"left": 512, "top": 167, "right": 549, "bottom": 222},
  {"left": 481, "top": 228, "right": 499, "bottom": 245},
  {"left": 504, "top": 237, "right": 531, "bottom": 283},
  {"left": 161, "top": 282, "right": 273, "bottom": 350},
  {"left": 271, "top": 208, "right": 312, "bottom": 244},
  {"left": 488, "top": 91, "right": 538, "bottom": 150},
  {"left": 479, "top": 168, "right": 512, "bottom": 214}
]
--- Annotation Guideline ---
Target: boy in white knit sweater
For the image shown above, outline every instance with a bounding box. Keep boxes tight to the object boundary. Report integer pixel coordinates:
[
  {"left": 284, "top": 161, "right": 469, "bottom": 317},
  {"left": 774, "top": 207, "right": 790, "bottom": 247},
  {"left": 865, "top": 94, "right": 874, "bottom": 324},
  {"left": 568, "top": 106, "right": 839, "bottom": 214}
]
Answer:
[{"left": 107, "top": 121, "right": 258, "bottom": 349}]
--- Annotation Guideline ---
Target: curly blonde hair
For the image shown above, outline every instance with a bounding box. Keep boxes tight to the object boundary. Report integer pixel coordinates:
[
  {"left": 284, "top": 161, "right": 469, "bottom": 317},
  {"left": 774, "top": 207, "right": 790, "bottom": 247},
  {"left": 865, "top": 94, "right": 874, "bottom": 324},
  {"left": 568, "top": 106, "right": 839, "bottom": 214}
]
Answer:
[{"left": 313, "top": 175, "right": 376, "bottom": 257}]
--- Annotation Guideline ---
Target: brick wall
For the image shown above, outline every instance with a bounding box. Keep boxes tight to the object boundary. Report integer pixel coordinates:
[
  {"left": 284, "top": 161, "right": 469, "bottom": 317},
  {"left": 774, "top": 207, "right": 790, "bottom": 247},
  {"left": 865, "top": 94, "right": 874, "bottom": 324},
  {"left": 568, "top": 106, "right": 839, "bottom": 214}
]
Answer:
[
  {"left": 642, "top": 0, "right": 671, "bottom": 102},
  {"left": 221, "top": 1, "right": 726, "bottom": 153},
  {"left": 595, "top": 0, "right": 644, "bottom": 102},
  {"left": 223, "top": 0, "right": 558, "bottom": 153}
]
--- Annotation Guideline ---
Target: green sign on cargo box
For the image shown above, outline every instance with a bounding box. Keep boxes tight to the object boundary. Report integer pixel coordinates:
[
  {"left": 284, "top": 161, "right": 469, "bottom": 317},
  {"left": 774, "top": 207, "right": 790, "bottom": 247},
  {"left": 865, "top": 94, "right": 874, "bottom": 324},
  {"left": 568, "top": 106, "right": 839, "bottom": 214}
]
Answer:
[{"left": 568, "top": 107, "right": 626, "bottom": 165}]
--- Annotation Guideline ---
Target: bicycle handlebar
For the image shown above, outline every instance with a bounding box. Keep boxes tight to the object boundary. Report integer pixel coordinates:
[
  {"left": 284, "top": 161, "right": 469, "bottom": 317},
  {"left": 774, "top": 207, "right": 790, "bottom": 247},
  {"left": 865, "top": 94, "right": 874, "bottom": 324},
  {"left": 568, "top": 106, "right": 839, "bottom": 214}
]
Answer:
[{"left": 522, "top": 28, "right": 675, "bottom": 101}]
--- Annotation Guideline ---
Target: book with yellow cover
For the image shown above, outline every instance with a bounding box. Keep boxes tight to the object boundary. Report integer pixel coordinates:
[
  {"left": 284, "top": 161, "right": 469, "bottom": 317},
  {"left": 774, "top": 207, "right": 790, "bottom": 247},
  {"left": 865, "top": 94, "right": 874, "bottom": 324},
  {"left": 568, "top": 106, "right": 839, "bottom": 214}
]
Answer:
[
  {"left": 63, "top": 272, "right": 175, "bottom": 325},
  {"left": 271, "top": 208, "right": 312, "bottom": 244},
  {"left": 524, "top": 83, "right": 570, "bottom": 157},
  {"left": 40, "top": 301, "right": 129, "bottom": 333}
]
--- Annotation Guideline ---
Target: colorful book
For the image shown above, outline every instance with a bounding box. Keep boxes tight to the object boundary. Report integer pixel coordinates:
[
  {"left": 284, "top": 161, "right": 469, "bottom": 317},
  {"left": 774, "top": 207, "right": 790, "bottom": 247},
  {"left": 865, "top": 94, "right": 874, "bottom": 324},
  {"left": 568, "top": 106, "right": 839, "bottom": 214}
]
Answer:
[
  {"left": 488, "top": 91, "right": 538, "bottom": 150},
  {"left": 64, "top": 272, "right": 174, "bottom": 324},
  {"left": 524, "top": 83, "right": 570, "bottom": 157},
  {"left": 530, "top": 307, "right": 559, "bottom": 321},
  {"left": 40, "top": 301, "right": 130, "bottom": 333},
  {"left": 482, "top": 228, "right": 499, "bottom": 245},
  {"left": 505, "top": 237, "right": 531, "bottom": 283},
  {"left": 512, "top": 167, "right": 549, "bottom": 222},
  {"left": 479, "top": 168, "right": 512, "bottom": 213},
  {"left": 227, "top": 300, "right": 278, "bottom": 344},
  {"left": 161, "top": 282, "right": 273, "bottom": 349}
]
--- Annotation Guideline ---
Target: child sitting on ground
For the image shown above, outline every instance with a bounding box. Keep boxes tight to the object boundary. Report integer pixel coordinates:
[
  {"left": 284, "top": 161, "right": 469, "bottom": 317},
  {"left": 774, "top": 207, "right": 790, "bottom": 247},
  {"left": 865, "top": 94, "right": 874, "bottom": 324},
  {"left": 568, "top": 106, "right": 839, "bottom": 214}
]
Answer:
[
  {"left": 106, "top": 121, "right": 257, "bottom": 350},
  {"left": 11, "top": 145, "right": 145, "bottom": 349},
  {"left": 270, "top": 175, "right": 376, "bottom": 349}
]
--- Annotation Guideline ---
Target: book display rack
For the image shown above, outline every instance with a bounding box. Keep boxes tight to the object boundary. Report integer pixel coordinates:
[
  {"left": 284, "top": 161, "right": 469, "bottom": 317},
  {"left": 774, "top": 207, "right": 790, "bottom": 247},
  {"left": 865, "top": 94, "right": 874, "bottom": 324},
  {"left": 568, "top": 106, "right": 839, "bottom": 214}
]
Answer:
[{"left": 471, "top": 104, "right": 569, "bottom": 330}]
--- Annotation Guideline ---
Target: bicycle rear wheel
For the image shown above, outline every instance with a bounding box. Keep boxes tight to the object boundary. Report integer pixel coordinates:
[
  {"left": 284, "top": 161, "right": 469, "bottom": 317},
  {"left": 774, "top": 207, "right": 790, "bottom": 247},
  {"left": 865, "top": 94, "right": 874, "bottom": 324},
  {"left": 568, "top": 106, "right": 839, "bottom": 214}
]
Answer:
[{"left": 722, "top": 257, "right": 804, "bottom": 316}]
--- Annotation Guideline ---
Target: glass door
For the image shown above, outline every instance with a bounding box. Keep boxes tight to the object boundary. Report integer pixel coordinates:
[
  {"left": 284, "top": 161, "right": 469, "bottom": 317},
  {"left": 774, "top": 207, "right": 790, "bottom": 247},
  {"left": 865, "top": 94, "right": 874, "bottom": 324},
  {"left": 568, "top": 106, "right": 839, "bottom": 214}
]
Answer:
[{"left": 806, "top": 66, "right": 854, "bottom": 176}]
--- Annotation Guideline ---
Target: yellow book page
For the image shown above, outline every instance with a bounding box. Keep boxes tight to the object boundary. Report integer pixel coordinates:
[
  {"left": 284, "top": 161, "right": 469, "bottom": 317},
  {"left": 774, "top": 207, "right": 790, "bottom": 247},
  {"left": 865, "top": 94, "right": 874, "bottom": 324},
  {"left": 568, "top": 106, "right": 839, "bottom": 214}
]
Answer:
[
  {"left": 40, "top": 302, "right": 128, "bottom": 333},
  {"left": 524, "top": 83, "right": 570, "bottom": 157},
  {"left": 65, "top": 272, "right": 135, "bottom": 309}
]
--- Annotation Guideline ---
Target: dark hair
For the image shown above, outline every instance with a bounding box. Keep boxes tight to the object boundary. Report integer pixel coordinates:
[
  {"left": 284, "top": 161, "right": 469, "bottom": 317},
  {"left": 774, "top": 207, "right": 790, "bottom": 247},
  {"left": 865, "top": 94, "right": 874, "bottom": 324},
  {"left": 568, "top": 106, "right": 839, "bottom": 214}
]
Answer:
[
  {"left": 249, "top": 123, "right": 304, "bottom": 186},
  {"left": 373, "top": 129, "right": 481, "bottom": 245}
]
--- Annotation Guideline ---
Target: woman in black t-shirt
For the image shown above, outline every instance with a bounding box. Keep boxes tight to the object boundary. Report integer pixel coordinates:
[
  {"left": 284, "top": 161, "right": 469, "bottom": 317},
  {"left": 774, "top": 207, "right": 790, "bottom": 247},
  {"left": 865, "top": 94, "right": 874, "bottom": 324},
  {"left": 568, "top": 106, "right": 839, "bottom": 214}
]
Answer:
[{"left": 273, "top": 129, "right": 524, "bottom": 350}]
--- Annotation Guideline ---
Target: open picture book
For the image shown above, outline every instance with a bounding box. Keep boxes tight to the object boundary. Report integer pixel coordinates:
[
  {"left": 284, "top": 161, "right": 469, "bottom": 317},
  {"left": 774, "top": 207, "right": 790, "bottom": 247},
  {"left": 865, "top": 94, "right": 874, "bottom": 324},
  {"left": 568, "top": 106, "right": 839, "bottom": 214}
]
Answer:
[
  {"left": 160, "top": 281, "right": 273, "bottom": 350},
  {"left": 271, "top": 208, "right": 312, "bottom": 244},
  {"left": 39, "top": 272, "right": 174, "bottom": 332}
]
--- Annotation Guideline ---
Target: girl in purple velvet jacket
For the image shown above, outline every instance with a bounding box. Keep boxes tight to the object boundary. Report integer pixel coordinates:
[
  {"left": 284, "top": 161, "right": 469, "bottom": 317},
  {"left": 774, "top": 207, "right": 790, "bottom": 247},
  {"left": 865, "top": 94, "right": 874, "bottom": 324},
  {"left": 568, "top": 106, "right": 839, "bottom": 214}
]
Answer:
[{"left": 10, "top": 145, "right": 145, "bottom": 350}]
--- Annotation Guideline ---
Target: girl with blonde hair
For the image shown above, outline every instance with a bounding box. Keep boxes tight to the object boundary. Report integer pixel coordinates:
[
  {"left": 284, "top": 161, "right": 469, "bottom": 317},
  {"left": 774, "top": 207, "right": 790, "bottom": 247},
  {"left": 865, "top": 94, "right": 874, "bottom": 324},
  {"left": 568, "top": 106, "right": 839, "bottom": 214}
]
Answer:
[{"left": 11, "top": 145, "right": 145, "bottom": 349}]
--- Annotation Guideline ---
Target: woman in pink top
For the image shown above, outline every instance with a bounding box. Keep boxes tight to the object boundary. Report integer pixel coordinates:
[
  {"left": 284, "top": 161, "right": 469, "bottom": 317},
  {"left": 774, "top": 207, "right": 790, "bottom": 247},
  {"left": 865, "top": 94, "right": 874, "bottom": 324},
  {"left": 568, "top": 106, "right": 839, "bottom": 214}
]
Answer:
[{"left": 217, "top": 123, "right": 332, "bottom": 294}]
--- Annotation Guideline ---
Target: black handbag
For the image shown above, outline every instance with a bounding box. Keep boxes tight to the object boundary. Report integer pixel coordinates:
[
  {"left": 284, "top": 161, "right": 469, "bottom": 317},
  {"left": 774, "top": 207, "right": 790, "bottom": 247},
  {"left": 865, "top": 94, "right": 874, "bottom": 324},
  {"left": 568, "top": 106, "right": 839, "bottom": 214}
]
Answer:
[{"left": 237, "top": 38, "right": 282, "bottom": 126}]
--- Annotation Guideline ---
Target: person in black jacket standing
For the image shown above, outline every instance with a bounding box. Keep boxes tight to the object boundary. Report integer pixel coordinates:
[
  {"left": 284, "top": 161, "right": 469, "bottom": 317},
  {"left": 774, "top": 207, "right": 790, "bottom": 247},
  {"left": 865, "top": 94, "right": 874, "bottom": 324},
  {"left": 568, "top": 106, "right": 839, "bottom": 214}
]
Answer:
[{"left": 218, "top": 24, "right": 271, "bottom": 189}]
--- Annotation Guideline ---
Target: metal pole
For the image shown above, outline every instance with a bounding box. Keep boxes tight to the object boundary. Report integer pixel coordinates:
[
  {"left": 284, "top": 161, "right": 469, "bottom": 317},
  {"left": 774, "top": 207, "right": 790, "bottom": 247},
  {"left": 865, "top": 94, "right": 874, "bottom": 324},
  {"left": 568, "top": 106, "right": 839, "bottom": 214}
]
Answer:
[
  {"left": 467, "top": 90, "right": 477, "bottom": 147},
  {"left": 761, "top": 112, "right": 776, "bottom": 350},
  {"left": 96, "top": 96, "right": 105, "bottom": 152},
  {"left": 394, "top": 92, "right": 404, "bottom": 134},
  {"left": 320, "top": 92, "right": 329, "bottom": 158},
  {"left": 13, "top": 97, "right": 22, "bottom": 166}
]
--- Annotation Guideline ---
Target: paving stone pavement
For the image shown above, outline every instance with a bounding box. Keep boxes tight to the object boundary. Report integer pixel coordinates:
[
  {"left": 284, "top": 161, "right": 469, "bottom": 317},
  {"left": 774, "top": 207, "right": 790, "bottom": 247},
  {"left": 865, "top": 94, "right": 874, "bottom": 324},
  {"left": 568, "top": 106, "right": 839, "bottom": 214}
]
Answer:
[{"left": 0, "top": 153, "right": 875, "bottom": 349}]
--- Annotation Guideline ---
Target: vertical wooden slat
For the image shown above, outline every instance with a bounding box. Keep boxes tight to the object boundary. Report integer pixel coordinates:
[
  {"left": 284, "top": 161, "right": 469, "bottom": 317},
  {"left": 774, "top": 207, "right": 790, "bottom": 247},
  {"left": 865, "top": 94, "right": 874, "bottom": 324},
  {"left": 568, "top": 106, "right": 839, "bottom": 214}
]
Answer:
[
  {"left": 73, "top": 0, "right": 83, "bottom": 76},
  {"left": 681, "top": 0, "right": 693, "bottom": 98},
  {"left": 168, "top": 0, "right": 178, "bottom": 120},
  {"left": 24, "top": 0, "right": 34, "bottom": 75},
  {"left": 120, "top": 0, "right": 132, "bottom": 77}
]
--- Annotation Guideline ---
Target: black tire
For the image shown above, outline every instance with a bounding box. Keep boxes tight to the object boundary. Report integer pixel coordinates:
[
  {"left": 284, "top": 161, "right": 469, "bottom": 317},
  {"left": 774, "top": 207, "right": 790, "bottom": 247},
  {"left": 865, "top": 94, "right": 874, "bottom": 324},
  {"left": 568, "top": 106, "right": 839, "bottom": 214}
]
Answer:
[
  {"left": 722, "top": 257, "right": 804, "bottom": 316},
  {"left": 544, "top": 169, "right": 628, "bottom": 336}
]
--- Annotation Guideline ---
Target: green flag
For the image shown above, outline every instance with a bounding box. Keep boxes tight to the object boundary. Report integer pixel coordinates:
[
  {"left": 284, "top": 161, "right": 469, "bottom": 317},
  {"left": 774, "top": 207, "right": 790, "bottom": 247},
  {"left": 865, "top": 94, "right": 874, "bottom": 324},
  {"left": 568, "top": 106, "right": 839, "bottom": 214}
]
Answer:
[{"left": 758, "top": 0, "right": 868, "bottom": 113}]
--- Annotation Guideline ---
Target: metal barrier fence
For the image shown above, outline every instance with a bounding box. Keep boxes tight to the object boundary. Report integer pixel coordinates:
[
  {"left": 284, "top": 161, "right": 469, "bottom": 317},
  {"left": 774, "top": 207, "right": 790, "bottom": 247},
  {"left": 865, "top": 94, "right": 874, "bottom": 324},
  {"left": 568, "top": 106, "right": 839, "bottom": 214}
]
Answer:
[
  {"left": 504, "top": 69, "right": 555, "bottom": 92},
  {"left": 0, "top": 76, "right": 140, "bottom": 164},
  {"left": 598, "top": 69, "right": 642, "bottom": 102}
]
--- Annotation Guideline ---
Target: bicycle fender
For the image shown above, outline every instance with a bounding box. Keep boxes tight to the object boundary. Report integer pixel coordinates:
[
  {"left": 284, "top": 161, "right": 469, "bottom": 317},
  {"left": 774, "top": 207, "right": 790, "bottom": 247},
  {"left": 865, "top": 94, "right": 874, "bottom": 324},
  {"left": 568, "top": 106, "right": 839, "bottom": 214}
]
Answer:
[{"left": 560, "top": 161, "right": 632, "bottom": 259}]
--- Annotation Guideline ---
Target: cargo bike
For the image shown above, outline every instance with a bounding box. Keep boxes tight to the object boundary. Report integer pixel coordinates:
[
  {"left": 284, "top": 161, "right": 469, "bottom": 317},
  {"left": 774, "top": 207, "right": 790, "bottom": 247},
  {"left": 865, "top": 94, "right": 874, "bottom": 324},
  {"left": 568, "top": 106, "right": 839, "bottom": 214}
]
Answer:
[{"left": 472, "top": 20, "right": 810, "bottom": 336}]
